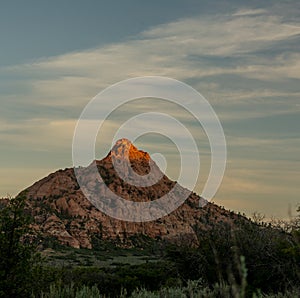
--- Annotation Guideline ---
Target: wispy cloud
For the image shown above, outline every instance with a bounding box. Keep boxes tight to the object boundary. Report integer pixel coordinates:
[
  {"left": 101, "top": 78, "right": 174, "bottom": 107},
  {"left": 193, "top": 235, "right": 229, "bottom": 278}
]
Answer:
[
  {"left": 0, "top": 7, "right": 299, "bottom": 129},
  {"left": 2, "top": 7, "right": 300, "bottom": 95},
  {"left": 232, "top": 8, "right": 267, "bottom": 17}
]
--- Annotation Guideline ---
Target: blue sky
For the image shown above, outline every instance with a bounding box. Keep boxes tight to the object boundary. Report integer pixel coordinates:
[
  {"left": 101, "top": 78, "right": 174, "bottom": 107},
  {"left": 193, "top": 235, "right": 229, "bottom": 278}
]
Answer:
[{"left": 0, "top": 0, "right": 299, "bottom": 218}]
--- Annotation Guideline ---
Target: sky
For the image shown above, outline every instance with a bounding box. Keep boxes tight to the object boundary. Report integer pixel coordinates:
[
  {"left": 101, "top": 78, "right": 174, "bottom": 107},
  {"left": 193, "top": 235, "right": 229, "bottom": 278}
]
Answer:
[{"left": 0, "top": 0, "right": 299, "bottom": 219}]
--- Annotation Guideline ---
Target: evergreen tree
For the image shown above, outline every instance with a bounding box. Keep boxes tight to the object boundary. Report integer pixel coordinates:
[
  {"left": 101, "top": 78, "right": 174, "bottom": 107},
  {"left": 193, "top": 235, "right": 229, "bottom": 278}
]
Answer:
[{"left": 0, "top": 195, "right": 39, "bottom": 297}]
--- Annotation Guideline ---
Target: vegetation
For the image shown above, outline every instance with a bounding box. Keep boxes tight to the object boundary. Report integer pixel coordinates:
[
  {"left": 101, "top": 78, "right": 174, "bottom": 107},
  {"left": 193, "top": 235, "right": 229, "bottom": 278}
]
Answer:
[
  {"left": 165, "top": 219, "right": 300, "bottom": 296},
  {"left": 33, "top": 279, "right": 300, "bottom": 298},
  {"left": 0, "top": 195, "right": 299, "bottom": 297},
  {"left": 0, "top": 195, "right": 40, "bottom": 297}
]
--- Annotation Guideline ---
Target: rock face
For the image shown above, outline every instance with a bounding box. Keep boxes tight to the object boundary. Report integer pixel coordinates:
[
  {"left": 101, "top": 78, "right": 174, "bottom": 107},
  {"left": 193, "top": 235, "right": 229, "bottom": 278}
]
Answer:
[{"left": 22, "top": 139, "right": 240, "bottom": 249}]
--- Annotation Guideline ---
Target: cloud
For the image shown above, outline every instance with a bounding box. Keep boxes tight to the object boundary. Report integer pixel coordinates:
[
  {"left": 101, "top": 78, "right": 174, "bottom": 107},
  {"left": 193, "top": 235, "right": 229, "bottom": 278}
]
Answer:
[
  {"left": 232, "top": 8, "right": 267, "bottom": 16},
  {"left": 2, "top": 8, "right": 298, "bottom": 123},
  {"left": 0, "top": 6, "right": 299, "bottom": 132},
  {"left": 2, "top": 7, "right": 300, "bottom": 94}
]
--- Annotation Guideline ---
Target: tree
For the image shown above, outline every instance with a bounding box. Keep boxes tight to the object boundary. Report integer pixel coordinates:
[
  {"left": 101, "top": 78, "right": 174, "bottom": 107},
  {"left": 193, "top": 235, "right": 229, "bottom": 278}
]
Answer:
[{"left": 0, "top": 194, "right": 39, "bottom": 297}]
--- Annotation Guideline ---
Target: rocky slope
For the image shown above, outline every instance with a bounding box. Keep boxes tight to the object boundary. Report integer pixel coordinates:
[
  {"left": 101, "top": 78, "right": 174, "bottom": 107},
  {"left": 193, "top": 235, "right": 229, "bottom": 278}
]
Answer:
[{"left": 20, "top": 139, "right": 241, "bottom": 249}]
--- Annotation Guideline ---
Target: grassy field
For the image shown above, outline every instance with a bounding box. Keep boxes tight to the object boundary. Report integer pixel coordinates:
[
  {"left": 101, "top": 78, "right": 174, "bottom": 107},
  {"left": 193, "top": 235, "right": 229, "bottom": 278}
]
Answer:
[{"left": 42, "top": 246, "right": 160, "bottom": 267}]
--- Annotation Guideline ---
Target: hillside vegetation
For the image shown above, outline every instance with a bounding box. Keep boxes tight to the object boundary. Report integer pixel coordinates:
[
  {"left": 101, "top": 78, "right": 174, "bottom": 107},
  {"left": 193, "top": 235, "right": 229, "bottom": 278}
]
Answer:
[{"left": 0, "top": 195, "right": 299, "bottom": 297}]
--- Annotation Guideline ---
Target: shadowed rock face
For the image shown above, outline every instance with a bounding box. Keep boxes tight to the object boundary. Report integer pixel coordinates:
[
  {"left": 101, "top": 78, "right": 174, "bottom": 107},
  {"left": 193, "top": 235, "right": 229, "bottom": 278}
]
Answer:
[{"left": 21, "top": 139, "right": 240, "bottom": 249}]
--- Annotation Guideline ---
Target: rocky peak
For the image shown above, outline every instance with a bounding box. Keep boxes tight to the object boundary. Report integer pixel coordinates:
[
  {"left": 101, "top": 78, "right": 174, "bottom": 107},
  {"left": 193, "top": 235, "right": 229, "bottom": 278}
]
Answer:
[
  {"left": 19, "top": 139, "right": 243, "bottom": 249},
  {"left": 103, "top": 139, "right": 152, "bottom": 177},
  {"left": 107, "top": 139, "right": 150, "bottom": 161}
]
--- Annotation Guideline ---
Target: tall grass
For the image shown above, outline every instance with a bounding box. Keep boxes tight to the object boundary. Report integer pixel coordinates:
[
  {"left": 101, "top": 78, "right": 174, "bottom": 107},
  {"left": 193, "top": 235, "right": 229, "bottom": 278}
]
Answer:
[
  {"left": 35, "top": 281, "right": 299, "bottom": 298},
  {"left": 36, "top": 283, "right": 101, "bottom": 298}
]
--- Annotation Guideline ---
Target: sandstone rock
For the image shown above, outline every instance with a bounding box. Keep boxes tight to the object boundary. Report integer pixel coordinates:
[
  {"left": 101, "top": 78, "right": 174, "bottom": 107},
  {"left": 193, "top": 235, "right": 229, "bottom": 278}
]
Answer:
[{"left": 21, "top": 139, "right": 242, "bottom": 249}]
